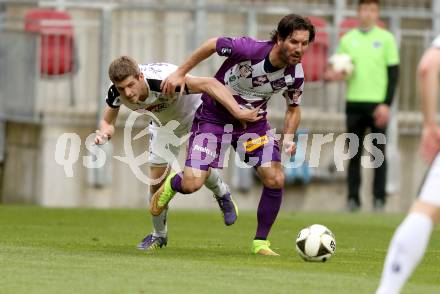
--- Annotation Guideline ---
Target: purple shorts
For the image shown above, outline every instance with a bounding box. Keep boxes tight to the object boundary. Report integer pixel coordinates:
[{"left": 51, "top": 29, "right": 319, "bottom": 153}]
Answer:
[{"left": 185, "top": 118, "right": 281, "bottom": 171}]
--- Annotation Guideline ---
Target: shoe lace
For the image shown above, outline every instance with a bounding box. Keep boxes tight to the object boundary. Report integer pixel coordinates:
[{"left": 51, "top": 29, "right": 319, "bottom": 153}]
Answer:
[
  {"left": 214, "top": 195, "right": 231, "bottom": 213},
  {"left": 141, "top": 234, "right": 155, "bottom": 246}
]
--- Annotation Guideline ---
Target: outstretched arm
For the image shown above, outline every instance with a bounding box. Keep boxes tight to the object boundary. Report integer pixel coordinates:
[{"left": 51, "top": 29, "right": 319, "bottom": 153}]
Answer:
[
  {"left": 185, "top": 75, "right": 262, "bottom": 123},
  {"left": 282, "top": 106, "right": 301, "bottom": 156},
  {"left": 95, "top": 106, "right": 119, "bottom": 145},
  {"left": 161, "top": 38, "right": 218, "bottom": 96}
]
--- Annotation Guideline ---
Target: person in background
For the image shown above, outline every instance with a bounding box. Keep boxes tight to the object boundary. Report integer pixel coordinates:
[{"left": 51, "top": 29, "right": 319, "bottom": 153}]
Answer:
[{"left": 325, "top": 0, "right": 399, "bottom": 211}]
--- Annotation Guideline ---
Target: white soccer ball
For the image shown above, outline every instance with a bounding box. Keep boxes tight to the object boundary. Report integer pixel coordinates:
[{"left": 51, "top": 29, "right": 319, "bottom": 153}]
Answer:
[
  {"left": 329, "top": 53, "right": 354, "bottom": 75},
  {"left": 295, "top": 224, "right": 336, "bottom": 262}
]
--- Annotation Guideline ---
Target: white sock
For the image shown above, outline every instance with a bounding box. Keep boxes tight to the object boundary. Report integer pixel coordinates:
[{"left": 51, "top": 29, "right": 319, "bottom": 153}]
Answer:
[
  {"left": 376, "top": 213, "right": 433, "bottom": 294},
  {"left": 149, "top": 189, "right": 168, "bottom": 238},
  {"left": 152, "top": 208, "right": 168, "bottom": 238},
  {"left": 204, "top": 169, "right": 229, "bottom": 197}
]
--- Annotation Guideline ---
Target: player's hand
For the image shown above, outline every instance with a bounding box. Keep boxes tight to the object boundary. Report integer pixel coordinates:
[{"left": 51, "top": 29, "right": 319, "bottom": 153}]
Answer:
[
  {"left": 374, "top": 104, "right": 390, "bottom": 129},
  {"left": 94, "top": 125, "right": 114, "bottom": 145},
  {"left": 283, "top": 140, "right": 297, "bottom": 157},
  {"left": 234, "top": 107, "right": 263, "bottom": 123},
  {"left": 94, "top": 130, "right": 108, "bottom": 145},
  {"left": 161, "top": 69, "right": 186, "bottom": 96},
  {"left": 420, "top": 123, "right": 440, "bottom": 164}
]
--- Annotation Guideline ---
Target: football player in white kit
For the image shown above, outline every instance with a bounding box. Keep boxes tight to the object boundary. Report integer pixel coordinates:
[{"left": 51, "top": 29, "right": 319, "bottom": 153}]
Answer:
[
  {"left": 95, "top": 56, "right": 261, "bottom": 251},
  {"left": 376, "top": 35, "right": 440, "bottom": 293}
]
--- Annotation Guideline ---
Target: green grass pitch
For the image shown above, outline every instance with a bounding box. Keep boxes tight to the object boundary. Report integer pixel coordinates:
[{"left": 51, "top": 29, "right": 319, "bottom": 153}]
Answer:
[{"left": 0, "top": 205, "right": 439, "bottom": 293}]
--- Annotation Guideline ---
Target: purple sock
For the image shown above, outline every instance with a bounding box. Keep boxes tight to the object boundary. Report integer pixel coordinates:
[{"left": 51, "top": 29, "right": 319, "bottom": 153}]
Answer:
[
  {"left": 255, "top": 186, "right": 283, "bottom": 240},
  {"left": 170, "top": 172, "right": 188, "bottom": 194}
]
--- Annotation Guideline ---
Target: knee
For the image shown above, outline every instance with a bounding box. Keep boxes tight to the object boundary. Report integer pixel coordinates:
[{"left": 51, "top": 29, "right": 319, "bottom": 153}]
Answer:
[
  {"left": 262, "top": 172, "right": 285, "bottom": 189},
  {"left": 411, "top": 200, "right": 440, "bottom": 225},
  {"left": 181, "top": 179, "right": 204, "bottom": 194}
]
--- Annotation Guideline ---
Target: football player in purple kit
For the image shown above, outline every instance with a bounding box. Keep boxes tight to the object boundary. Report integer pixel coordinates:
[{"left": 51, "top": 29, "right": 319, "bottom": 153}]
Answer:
[{"left": 151, "top": 14, "right": 315, "bottom": 256}]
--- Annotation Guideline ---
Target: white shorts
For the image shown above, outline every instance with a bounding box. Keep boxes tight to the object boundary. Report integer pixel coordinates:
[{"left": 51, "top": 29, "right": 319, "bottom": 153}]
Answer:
[
  {"left": 147, "top": 119, "right": 192, "bottom": 166},
  {"left": 419, "top": 153, "right": 440, "bottom": 206}
]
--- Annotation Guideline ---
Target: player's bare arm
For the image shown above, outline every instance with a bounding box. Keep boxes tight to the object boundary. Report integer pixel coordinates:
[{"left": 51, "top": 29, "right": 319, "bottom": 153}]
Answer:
[
  {"left": 418, "top": 47, "right": 440, "bottom": 163},
  {"left": 282, "top": 105, "right": 301, "bottom": 156},
  {"left": 160, "top": 37, "right": 218, "bottom": 95},
  {"left": 184, "top": 75, "right": 262, "bottom": 123},
  {"left": 95, "top": 106, "right": 119, "bottom": 145}
]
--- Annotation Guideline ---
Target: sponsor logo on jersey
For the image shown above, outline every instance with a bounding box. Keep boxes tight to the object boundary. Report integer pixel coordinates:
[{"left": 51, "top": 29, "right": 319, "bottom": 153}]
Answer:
[
  {"left": 229, "top": 75, "right": 237, "bottom": 83},
  {"left": 220, "top": 47, "right": 232, "bottom": 56},
  {"left": 142, "top": 103, "right": 168, "bottom": 113},
  {"left": 373, "top": 40, "right": 383, "bottom": 48},
  {"left": 252, "top": 75, "right": 269, "bottom": 87},
  {"left": 147, "top": 66, "right": 163, "bottom": 75},
  {"left": 193, "top": 144, "right": 217, "bottom": 158},
  {"left": 111, "top": 97, "right": 121, "bottom": 107},
  {"left": 271, "top": 77, "right": 287, "bottom": 90},
  {"left": 157, "top": 94, "right": 176, "bottom": 103},
  {"left": 290, "top": 89, "right": 302, "bottom": 104},
  {"left": 238, "top": 64, "right": 253, "bottom": 78},
  {"left": 230, "top": 83, "right": 270, "bottom": 100},
  {"left": 243, "top": 135, "right": 269, "bottom": 152}
]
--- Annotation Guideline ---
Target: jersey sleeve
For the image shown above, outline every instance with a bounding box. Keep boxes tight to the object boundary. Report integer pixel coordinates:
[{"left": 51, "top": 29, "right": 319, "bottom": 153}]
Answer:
[
  {"left": 143, "top": 63, "right": 189, "bottom": 94},
  {"left": 105, "top": 84, "right": 121, "bottom": 108},
  {"left": 216, "top": 36, "right": 256, "bottom": 60},
  {"left": 385, "top": 33, "right": 400, "bottom": 66},
  {"left": 146, "top": 78, "right": 189, "bottom": 95},
  {"left": 282, "top": 79, "right": 304, "bottom": 107},
  {"left": 432, "top": 35, "right": 440, "bottom": 48}
]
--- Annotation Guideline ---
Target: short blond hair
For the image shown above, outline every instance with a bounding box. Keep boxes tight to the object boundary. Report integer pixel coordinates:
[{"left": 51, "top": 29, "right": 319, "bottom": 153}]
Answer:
[
  {"left": 359, "top": 0, "right": 379, "bottom": 6},
  {"left": 108, "top": 55, "right": 140, "bottom": 83}
]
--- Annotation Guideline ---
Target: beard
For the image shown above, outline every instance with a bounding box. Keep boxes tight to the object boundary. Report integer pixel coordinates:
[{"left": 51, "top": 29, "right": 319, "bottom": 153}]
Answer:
[{"left": 280, "top": 46, "right": 302, "bottom": 65}]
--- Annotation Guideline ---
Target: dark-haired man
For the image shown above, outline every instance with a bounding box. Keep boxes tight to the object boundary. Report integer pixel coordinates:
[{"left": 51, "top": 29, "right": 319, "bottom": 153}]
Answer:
[{"left": 152, "top": 14, "right": 315, "bottom": 255}]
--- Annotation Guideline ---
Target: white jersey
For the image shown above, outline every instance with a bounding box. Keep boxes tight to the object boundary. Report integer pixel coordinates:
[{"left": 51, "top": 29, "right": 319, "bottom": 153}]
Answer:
[
  {"left": 419, "top": 35, "right": 440, "bottom": 205},
  {"left": 105, "top": 62, "right": 201, "bottom": 126},
  {"left": 420, "top": 153, "right": 440, "bottom": 206},
  {"left": 432, "top": 34, "right": 440, "bottom": 48}
]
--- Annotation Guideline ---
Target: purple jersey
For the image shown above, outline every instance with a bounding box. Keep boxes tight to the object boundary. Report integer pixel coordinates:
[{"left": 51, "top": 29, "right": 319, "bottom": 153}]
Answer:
[{"left": 196, "top": 36, "right": 304, "bottom": 126}]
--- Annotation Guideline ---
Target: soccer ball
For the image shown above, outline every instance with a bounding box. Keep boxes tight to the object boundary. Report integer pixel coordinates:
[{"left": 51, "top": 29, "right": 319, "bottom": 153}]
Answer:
[
  {"left": 295, "top": 224, "right": 336, "bottom": 262},
  {"left": 329, "top": 53, "right": 354, "bottom": 75}
]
